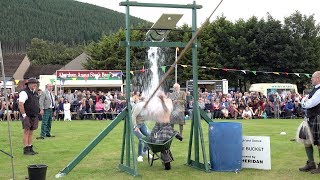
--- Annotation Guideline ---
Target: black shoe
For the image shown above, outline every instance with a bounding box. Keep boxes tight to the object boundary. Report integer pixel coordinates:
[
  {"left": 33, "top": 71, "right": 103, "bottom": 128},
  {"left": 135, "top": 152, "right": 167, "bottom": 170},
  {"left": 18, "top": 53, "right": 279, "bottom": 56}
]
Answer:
[
  {"left": 36, "top": 136, "right": 45, "bottom": 140},
  {"left": 299, "top": 161, "right": 316, "bottom": 172},
  {"left": 175, "top": 134, "right": 183, "bottom": 141},
  {"left": 29, "top": 145, "right": 38, "bottom": 154},
  {"left": 46, "top": 134, "right": 55, "bottom": 137},
  {"left": 23, "top": 146, "right": 35, "bottom": 155},
  {"left": 311, "top": 163, "right": 320, "bottom": 174}
]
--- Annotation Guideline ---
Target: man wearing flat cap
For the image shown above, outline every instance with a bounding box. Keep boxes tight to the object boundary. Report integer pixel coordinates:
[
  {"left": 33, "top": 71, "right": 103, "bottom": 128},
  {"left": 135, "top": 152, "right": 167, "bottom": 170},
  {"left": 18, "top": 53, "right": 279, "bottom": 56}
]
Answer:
[{"left": 19, "top": 78, "right": 40, "bottom": 155}]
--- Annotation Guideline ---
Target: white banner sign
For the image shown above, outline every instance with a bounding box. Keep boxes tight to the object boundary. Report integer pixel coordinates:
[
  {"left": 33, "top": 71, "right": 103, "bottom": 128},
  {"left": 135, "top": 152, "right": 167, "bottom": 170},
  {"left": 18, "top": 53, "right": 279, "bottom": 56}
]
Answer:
[{"left": 242, "top": 136, "right": 271, "bottom": 170}]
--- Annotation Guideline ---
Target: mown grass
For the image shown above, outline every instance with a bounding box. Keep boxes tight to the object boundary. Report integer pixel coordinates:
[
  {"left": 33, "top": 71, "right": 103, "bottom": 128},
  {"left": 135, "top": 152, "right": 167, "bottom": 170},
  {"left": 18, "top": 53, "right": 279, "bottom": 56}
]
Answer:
[{"left": 0, "top": 118, "right": 319, "bottom": 180}]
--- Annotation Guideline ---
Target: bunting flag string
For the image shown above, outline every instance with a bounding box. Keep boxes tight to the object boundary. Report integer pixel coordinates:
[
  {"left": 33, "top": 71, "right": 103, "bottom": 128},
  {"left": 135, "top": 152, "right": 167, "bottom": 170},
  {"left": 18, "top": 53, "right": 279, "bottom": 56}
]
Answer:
[{"left": 122, "top": 64, "right": 312, "bottom": 78}]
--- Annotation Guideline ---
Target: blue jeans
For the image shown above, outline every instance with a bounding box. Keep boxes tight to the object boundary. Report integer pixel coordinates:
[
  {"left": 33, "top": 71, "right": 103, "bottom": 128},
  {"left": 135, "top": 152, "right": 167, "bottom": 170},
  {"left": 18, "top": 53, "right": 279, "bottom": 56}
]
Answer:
[{"left": 133, "top": 123, "right": 150, "bottom": 156}]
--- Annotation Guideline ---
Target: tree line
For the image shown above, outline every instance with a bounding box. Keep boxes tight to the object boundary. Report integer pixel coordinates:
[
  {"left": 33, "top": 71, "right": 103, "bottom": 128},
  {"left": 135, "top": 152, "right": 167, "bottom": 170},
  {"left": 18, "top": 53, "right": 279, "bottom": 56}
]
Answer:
[
  {"left": 0, "top": 0, "right": 149, "bottom": 53},
  {"left": 24, "top": 11, "right": 320, "bottom": 91},
  {"left": 83, "top": 11, "right": 320, "bottom": 91}
]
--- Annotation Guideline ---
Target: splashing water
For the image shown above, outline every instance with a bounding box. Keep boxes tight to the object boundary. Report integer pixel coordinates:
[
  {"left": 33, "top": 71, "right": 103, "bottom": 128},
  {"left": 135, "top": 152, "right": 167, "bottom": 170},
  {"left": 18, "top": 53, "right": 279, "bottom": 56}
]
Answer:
[
  {"left": 143, "top": 47, "right": 160, "bottom": 97},
  {"left": 140, "top": 47, "right": 166, "bottom": 120}
]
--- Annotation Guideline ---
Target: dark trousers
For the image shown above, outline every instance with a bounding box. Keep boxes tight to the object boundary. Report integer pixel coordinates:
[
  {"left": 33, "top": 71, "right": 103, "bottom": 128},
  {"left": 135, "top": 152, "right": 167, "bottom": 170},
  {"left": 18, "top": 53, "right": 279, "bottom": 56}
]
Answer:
[{"left": 40, "top": 109, "right": 53, "bottom": 137}]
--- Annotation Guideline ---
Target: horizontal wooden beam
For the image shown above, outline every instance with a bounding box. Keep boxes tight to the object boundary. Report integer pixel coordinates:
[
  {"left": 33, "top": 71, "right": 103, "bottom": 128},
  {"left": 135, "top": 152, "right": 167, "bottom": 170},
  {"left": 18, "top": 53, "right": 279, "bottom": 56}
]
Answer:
[
  {"left": 119, "top": 41, "right": 201, "bottom": 48},
  {"left": 119, "top": 2, "right": 202, "bottom": 9}
]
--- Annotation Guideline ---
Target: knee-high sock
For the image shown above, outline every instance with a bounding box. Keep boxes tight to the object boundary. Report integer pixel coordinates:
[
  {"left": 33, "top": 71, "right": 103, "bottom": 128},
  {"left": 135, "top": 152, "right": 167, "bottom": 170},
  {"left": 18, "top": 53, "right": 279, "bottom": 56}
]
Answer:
[
  {"left": 179, "top": 124, "right": 183, "bottom": 136},
  {"left": 305, "top": 146, "right": 314, "bottom": 162}
]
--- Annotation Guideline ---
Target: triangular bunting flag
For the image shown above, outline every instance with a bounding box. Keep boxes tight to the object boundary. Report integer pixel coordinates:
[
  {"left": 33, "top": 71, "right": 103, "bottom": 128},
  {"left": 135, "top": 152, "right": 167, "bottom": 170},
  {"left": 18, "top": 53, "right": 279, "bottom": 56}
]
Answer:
[
  {"left": 95, "top": 75, "right": 100, "bottom": 80},
  {"left": 106, "top": 74, "right": 111, "bottom": 79},
  {"left": 252, "top": 71, "right": 257, "bottom": 75},
  {"left": 201, "top": 66, "right": 207, "bottom": 69},
  {"left": 83, "top": 76, "right": 88, "bottom": 82},
  {"left": 161, "top": 66, "right": 166, "bottom": 73},
  {"left": 140, "top": 66, "right": 145, "bottom": 73},
  {"left": 294, "top": 73, "right": 300, "bottom": 77},
  {"left": 222, "top": 68, "right": 228, "bottom": 71},
  {"left": 241, "top": 70, "right": 246, "bottom": 74},
  {"left": 50, "top": 79, "right": 55, "bottom": 84},
  {"left": 284, "top": 72, "right": 288, "bottom": 76},
  {"left": 305, "top": 74, "right": 311, "bottom": 78},
  {"left": 15, "top": 79, "right": 20, "bottom": 84},
  {"left": 181, "top": 65, "right": 188, "bottom": 68},
  {"left": 273, "top": 72, "right": 280, "bottom": 75},
  {"left": 130, "top": 71, "right": 134, "bottom": 75}
]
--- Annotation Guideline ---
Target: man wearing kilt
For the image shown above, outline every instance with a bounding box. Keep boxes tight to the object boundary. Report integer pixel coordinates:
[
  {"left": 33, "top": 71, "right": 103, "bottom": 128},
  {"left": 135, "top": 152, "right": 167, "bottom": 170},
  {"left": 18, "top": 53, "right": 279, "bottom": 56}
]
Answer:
[
  {"left": 169, "top": 83, "right": 186, "bottom": 136},
  {"left": 150, "top": 91, "right": 182, "bottom": 170},
  {"left": 300, "top": 71, "right": 320, "bottom": 174}
]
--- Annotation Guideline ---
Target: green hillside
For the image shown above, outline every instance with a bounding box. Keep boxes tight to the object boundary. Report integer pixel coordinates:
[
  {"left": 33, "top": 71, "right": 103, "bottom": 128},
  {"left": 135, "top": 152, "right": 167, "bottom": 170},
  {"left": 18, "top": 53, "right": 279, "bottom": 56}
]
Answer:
[{"left": 0, "top": 0, "right": 149, "bottom": 51}]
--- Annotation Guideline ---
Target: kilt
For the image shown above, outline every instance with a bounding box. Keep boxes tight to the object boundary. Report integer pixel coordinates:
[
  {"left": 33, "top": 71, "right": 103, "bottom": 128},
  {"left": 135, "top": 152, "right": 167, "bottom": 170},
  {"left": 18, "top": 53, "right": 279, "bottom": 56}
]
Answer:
[
  {"left": 150, "top": 123, "right": 176, "bottom": 144},
  {"left": 170, "top": 111, "right": 185, "bottom": 125},
  {"left": 308, "top": 115, "right": 320, "bottom": 145}
]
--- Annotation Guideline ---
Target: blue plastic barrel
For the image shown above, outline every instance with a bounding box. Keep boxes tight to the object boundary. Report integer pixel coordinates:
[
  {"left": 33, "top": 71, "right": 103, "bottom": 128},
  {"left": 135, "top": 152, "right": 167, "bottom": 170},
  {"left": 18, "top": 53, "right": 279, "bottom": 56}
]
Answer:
[{"left": 209, "top": 122, "right": 242, "bottom": 172}]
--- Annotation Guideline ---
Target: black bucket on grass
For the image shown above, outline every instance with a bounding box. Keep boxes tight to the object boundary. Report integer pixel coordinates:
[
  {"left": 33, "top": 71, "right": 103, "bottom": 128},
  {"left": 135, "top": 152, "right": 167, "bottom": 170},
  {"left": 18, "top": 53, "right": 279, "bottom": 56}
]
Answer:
[{"left": 28, "top": 164, "right": 48, "bottom": 180}]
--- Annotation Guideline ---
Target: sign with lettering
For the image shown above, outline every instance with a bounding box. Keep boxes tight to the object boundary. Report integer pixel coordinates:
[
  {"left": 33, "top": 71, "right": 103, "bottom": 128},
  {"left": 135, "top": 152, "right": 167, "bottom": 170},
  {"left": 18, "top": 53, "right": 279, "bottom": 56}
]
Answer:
[
  {"left": 56, "top": 70, "right": 122, "bottom": 80},
  {"left": 242, "top": 136, "right": 271, "bottom": 170}
]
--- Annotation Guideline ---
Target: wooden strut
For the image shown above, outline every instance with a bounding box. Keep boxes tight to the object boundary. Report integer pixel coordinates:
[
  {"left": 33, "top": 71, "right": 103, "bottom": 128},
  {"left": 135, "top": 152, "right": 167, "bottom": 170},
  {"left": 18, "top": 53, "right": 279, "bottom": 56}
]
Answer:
[{"left": 143, "top": 0, "right": 224, "bottom": 108}]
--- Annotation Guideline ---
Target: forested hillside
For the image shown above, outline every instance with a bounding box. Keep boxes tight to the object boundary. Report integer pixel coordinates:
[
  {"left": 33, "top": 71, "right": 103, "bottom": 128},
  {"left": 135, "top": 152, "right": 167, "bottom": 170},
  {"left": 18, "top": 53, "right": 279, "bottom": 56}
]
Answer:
[{"left": 0, "top": 0, "right": 149, "bottom": 53}]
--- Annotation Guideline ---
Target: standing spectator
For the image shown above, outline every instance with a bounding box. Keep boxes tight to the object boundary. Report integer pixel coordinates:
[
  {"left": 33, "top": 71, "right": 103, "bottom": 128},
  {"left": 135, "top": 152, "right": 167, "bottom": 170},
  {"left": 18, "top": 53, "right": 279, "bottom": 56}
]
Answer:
[
  {"left": 37, "top": 83, "right": 55, "bottom": 139},
  {"left": 63, "top": 100, "right": 71, "bottom": 121},
  {"left": 169, "top": 83, "right": 186, "bottom": 136},
  {"left": 299, "top": 71, "right": 320, "bottom": 173},
  {"left": 19, "top": 78, "right": 40, "bottom": 155},
  {"left": 12, "top": 92, "right": 20, "bottom": 120},
  {"left": 65, "top": 89, "right": 75, "bottom": 105}
]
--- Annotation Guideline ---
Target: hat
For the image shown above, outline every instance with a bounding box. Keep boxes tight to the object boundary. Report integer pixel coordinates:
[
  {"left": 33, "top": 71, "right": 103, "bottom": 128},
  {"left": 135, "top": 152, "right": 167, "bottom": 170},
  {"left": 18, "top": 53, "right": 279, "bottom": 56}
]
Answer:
[{"left": 25, "top": 78, "right": 39, "bottom": 85}]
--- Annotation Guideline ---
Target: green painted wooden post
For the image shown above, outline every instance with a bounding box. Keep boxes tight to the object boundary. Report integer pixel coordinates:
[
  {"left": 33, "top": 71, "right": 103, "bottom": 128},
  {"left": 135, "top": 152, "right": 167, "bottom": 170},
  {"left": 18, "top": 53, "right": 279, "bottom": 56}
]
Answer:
[
  {"left": 186, "top": 1, "right": 211, "bottom": 172},
  {"left": 117, "top": 0, "right": 139, "bottom": 176}
]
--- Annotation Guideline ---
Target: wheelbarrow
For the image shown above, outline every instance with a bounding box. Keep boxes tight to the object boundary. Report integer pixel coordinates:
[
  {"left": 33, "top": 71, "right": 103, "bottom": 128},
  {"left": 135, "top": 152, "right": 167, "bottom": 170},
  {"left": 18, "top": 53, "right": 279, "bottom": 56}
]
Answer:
[{"left": 140, "top": 132, "right": 178, "bottom": 170}]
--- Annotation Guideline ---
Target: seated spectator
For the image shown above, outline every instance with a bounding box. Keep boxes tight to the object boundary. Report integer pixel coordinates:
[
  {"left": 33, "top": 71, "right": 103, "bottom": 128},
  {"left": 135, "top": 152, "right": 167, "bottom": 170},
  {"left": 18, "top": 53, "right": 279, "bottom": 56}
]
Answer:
[
  {"left": 109, "top": 99, "right": 117, "bottom": 120},
  {"left": 242, "top": 106, "right": 253, "bottom": 119},
  {"left": 228, "top": 100, "right": 239, "bottom": 119},
  {"left": 254, "top": 105, "right": 264, "bottom": 119},
  {"left": 293, "top": 100, "right": 303, "bottom": 117},
  {"left": 238, "top": 99, "right": 246, "bottom": 116},
  {"left": 79, "top": 98, "right": 87, "bottom": 120},
  {"left": 57, "top": 97, "right": 64, "bottom": 120},
  {"left": 95, "top": 98, "right": 104, "bottom": 120},
  {"left": 221, "top": 105, "right": 229, "bottom": 119},
  {"left": 264, "top": 100, "right": 274, "bottom": 118},
  {"left": 284, "top": 100, "right": 294, "bottom": 118},
  {"left": 212, "top": 99, "right": 221, "bottom": 119}
]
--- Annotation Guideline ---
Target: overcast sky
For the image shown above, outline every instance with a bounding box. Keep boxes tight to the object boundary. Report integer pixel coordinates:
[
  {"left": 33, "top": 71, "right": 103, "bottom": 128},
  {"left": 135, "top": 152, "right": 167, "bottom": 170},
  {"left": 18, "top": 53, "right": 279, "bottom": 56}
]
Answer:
[{"left": 75, "top": 0, "right": 320, "bottom": 26}]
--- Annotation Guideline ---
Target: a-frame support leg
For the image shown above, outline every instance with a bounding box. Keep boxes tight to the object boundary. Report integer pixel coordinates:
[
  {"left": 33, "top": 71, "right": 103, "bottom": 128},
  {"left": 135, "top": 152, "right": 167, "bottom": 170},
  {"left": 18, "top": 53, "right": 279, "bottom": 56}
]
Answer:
[{"left": 55, "top": 108, "right": 139, "bottom": 178}]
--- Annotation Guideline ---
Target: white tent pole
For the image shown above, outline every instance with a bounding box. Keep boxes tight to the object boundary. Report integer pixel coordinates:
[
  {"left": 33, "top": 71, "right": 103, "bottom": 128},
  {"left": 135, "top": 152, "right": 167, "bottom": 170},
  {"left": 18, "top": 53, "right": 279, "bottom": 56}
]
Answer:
[{"left": 0, "top": 42, "right": 15, "bottom": 180}]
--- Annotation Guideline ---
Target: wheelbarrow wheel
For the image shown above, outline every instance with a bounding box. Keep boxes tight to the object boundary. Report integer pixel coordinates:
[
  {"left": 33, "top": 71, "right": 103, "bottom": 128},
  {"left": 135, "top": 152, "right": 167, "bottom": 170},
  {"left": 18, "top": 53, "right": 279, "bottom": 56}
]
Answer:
[{"left": 164, "top": 162, "right": 171, "bottom": 170}]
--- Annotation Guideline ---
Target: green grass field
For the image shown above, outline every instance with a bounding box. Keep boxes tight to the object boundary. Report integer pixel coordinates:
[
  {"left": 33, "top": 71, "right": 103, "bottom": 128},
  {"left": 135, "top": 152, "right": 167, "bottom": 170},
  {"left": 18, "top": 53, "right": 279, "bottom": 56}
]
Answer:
[{"left": 0, "top": 119, "right": 319, "bottom": 180}]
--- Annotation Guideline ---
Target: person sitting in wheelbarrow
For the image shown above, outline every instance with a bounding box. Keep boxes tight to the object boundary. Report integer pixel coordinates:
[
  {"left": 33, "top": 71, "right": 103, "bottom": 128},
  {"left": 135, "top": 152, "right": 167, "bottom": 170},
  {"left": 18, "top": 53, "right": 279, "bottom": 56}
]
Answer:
[
  {"left": 149, "top": 91, "right": 183, "bottom": 170},
  {"left": 132, "top": 96, "right": 152, "bottom": 162}
]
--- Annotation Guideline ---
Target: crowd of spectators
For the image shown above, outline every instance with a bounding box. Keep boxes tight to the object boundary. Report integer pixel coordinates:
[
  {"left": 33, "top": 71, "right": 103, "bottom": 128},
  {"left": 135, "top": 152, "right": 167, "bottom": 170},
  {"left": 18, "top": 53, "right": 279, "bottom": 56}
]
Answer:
[
  {"left": 186, "top": 89, "right": 304, "bottom": 120},
  {"left": 0, "top": 88, "right": 305, "bottom": 121}
]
